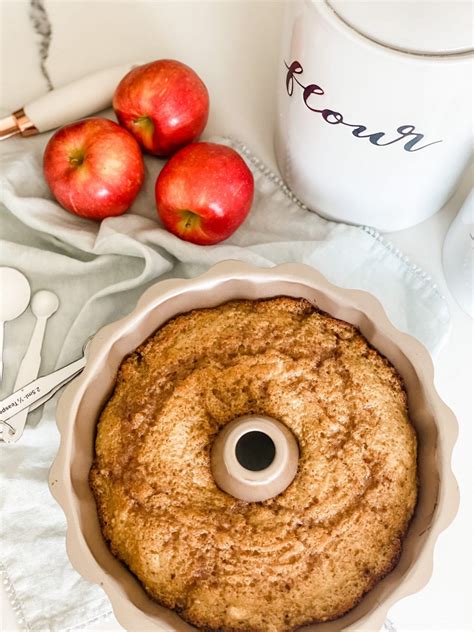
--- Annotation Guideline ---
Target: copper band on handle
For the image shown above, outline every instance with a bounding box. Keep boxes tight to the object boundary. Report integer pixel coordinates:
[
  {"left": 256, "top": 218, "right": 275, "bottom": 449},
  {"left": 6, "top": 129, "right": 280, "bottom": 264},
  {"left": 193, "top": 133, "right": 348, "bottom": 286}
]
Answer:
[{"left": 0, "top": 108, "right": 38, "bottom": 140}]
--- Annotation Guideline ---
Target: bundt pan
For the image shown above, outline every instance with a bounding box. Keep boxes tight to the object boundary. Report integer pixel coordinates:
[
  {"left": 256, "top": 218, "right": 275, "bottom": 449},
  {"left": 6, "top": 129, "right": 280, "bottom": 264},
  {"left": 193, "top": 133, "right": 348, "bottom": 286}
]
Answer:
[{"left": 49, "top": 261, "right": 459, "bottom": 632}]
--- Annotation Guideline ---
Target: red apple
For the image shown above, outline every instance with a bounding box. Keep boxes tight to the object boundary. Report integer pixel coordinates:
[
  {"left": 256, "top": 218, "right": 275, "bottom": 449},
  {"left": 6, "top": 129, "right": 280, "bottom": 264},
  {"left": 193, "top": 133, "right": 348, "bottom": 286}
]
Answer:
[
  {"left": 43, "top": 118, "right": 144, "bottom": 220},
  {"left": 113, "top": 59, "right": 209, "bottom": 157},
  {"left": 155, "top": 142, "right": 254, "bottom": 245}
]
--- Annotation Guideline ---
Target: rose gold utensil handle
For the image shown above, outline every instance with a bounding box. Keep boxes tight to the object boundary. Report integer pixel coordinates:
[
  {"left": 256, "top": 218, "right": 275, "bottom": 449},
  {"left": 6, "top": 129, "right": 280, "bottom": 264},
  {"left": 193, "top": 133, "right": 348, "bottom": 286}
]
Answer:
[
  {"left": 0, "top": 61, "right": 143, "bottom": 140},
  {"left": 0, "top": 109, "right": 38, "bottom": 140}
]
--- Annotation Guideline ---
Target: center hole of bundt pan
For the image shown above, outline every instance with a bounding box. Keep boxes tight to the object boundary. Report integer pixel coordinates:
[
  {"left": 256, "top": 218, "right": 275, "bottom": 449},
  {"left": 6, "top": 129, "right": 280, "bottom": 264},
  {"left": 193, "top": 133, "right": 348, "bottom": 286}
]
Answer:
[
  {"left": 211, "top": 415, "right": 299, "bottom": 502},
  {"left": 235, "top": 431, "right": 276, "bottom": 471}
]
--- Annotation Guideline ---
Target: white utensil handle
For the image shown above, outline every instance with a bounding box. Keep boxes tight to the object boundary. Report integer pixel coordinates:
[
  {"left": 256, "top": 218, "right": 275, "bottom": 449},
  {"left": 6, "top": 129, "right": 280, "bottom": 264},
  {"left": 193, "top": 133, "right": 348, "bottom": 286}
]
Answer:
[
  {"left": 0, "top": 356, "right": 86, "bottom": 427},
  {"left": 13, "top": 317, "right": 46, "bottom": 390},
  {"left": 6, "top": 303, "right": 59, "bottom": 440},
  {"left": 24, "top": 62, "right": 143, "bottom": 133},
  {"left": 3, "top": 317, "right": 48, "bottom": 442},
  {"left": 27, "top": 368, "right": 84, "bottom": 413}
]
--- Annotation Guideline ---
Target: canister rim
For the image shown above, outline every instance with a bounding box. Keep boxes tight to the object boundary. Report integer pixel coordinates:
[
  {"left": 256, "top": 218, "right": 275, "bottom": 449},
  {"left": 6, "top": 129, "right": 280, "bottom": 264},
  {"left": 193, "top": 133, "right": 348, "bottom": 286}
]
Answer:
[{"left": 319, "top": 0, "right": 474, "bottom": 58}]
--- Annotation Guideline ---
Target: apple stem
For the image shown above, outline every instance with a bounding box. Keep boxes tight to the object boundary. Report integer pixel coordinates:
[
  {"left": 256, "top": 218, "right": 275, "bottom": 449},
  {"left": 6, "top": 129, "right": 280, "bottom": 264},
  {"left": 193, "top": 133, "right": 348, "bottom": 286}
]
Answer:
[
  {"left": 133, "top": 116, "right": 154, "bottom": 134},
  {"left": 69, "top": 150, "right": 85, "bottom": 167},
  {"left": 179, "top": 210, "right": 201, "bottom": 232}
]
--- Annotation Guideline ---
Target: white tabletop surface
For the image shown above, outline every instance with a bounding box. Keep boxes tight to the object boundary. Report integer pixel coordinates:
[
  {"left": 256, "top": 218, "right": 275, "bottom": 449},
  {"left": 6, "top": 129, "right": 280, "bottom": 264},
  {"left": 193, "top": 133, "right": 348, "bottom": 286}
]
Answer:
[{"left": 1, "top": 1, "right": 472, "bottom": 631}]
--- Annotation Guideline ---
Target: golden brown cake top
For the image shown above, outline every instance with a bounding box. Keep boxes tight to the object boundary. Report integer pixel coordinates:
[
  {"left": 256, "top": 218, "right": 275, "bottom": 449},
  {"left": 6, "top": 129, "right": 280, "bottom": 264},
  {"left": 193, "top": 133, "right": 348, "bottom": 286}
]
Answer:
[{"left": 90, "top": 297, "right": 417, "bottom": 632}]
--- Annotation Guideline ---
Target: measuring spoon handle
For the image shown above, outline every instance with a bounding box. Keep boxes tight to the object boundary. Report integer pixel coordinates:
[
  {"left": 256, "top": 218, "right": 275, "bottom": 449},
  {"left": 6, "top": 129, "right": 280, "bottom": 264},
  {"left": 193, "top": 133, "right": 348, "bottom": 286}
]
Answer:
[
  {"left": 0, "top": 356, "right": 86, "bottom": 427},
  {"left": 14, "top": 317, "right": 47, "bottom": 390}
]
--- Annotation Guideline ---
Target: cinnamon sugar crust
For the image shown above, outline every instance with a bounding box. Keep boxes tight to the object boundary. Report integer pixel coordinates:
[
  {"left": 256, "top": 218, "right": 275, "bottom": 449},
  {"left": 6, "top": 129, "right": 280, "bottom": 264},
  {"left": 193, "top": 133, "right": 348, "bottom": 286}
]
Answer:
[{"left": 90, "top": 297, "right": 417, "bottom": 632}]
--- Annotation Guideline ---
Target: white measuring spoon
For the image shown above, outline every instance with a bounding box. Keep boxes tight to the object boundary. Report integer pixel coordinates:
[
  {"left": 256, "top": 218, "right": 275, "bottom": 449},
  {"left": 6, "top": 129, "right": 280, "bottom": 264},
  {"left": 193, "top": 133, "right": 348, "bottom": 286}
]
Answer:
[
  {"left": 2, "top": 290, "right": 59, "bottom": 443},
  {"left": 0, "top": 342, "right": 89, "bottom": 430},
  {"left": 0, "top": 267, "right": 31, "bottom": 382}
]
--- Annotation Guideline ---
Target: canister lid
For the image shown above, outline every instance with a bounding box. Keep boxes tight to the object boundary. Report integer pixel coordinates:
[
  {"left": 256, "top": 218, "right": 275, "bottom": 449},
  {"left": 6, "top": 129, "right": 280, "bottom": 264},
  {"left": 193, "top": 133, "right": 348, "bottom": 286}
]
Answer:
[{"left": 326, "top": 0, "right": 474, "bottom": 55}]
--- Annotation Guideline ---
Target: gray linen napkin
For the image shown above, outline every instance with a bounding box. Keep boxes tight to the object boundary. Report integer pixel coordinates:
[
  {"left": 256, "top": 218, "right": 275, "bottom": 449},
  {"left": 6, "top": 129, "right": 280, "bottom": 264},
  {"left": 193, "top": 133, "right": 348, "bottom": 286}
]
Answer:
[{"left": 0, "top": 130, "right": 449, "bottom": 632}]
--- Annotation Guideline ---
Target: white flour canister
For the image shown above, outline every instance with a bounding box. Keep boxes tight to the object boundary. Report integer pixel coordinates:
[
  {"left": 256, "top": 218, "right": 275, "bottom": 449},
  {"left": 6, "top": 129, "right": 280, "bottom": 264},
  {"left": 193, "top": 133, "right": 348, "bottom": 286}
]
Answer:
[{"left": 275, "top": 0, "right": 473, "bottom": 231}]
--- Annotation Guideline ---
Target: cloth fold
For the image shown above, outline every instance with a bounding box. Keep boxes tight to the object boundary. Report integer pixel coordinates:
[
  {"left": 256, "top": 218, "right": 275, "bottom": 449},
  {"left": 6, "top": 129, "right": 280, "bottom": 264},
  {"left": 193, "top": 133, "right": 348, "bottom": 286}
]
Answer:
[{"left": 0, "top": 130, "right": 449, "bottom": 632}]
